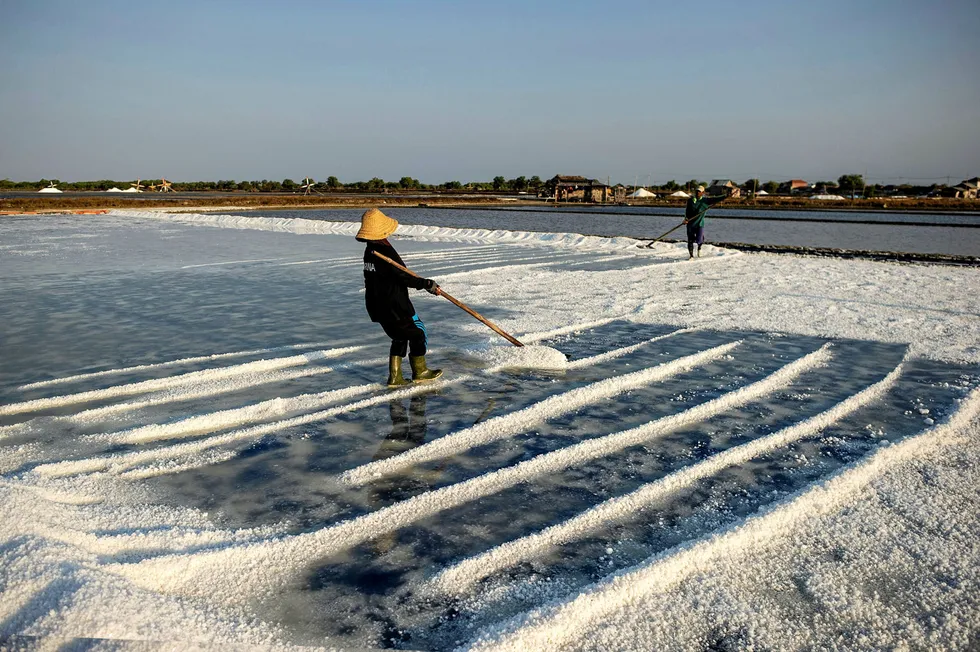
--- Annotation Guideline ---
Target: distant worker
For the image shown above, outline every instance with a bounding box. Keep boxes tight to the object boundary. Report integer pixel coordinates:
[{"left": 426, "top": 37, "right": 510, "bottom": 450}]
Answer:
[
  {"left": 356, "top": 208, "right": 443, "bottom": 387},
  {"left": 684, "top": 185, "right": 728, "bottom": 259}
]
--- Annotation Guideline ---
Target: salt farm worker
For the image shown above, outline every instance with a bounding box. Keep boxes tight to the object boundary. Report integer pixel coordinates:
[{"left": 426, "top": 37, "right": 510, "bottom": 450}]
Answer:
[
  {"left": 356, "top": 208, "right": 443, "bottom": 387},
  {"left": 684, "top": 185, "right": 728, "bottom": 259}
]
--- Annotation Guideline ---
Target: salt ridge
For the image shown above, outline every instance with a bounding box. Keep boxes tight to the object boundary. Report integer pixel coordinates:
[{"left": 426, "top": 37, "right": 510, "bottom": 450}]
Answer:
[
  {"left": 469, "top": 387, "right": 980, "bottom": 652},
  {"left": 565, "top": 328, "right": 694, "bottom": 369},
  {"left": 430, "top": 358, "right": 905, "bottom": 594},
  {"left": 109, "top": 210, "right": 661, "bottom": 252},
  {"left": 16, "top": 340, "right": 338, "bottom": 391},
  {"left": 88, "top": 382, "right": 379, "bottom": 446},
  {"left": 339, "top": 340, "right": 739, "bottom": 487},
  {"left": 0, "top": 356, "right": 383, "bottom": 443},
  {"left": 102, "top": 344, "right": 829, "bottom": 603},
  {"left": 33, "top": 376, "right": 462, "bottom": 479},
  {"left": 0, "top": 346, "right": 365, "bottom": 417}
]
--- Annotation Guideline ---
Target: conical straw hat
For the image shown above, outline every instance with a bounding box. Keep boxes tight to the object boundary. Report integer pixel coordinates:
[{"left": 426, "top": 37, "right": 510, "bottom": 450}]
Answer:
[{"left": 355, "top": 208, "right": 399, "bottom": 241}]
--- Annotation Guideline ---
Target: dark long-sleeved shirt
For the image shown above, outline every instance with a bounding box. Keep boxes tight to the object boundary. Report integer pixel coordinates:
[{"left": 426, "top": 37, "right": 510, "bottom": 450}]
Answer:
[{"left": 362, "top": 240, "right": 428, "bottom": 323}]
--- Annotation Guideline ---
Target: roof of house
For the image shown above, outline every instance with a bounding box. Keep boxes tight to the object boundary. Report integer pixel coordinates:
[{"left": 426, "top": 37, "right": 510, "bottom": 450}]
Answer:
[
  {"left": 551, "top": 175, "right": 602, "bottom": 185},
  {"left": 708, "top": 179, "right": 736, "bottom": 187}
]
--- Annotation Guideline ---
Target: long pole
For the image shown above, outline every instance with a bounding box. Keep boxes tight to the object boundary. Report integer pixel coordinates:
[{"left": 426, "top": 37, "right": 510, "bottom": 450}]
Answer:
[
  {"left": 371, "top": 251, "right": 525, "bottom": 347},
  {"left": 642, "top": 221, "right": 686, "bottom": 248}
]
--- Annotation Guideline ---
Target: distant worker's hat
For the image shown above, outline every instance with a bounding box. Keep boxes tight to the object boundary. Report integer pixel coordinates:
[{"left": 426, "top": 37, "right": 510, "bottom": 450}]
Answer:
[
  {"left": 356, "top": 208, "right": 398, "bottom": 241},
  {"left": 696, "top": 185, "right": 705, "bottom": 192}
]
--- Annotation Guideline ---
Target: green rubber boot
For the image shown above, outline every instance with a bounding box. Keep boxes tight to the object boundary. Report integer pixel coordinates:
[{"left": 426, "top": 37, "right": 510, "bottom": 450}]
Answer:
[
  {"left": 409, "top": 355, "right": 443, "bottom": 382},
  {"left": 386, "top": 356, "right": 411, "bottom": 388}
]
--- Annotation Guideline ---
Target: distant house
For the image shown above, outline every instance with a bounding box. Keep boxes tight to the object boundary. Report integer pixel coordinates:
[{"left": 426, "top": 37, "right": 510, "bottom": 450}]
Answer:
[
  {"left": 545, "top": 175, "right": 610, "bottom": 203},
  {"left": 942, "top": 177, "right": 978, "bottom": 199},
  {"left": 777, "top": 179, "right": 809, "bottom": 194},
  {"left": 707, "top": 179, "right": 741, "bottom": 198},
  {"left": 962, "top": 178, "right": 979, "bottom": 199}
]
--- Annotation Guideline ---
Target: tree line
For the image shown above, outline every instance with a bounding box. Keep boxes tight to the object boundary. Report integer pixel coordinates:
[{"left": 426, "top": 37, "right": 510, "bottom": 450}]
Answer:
[
  {"left": 0, "top": 175, "right": 547, "bottom": 193},
  {"left": 650, "top": 175, "right": 943, "bottom": 197},
  {"left": 0, "top": 174, "right": 949, "bottom": 197}
]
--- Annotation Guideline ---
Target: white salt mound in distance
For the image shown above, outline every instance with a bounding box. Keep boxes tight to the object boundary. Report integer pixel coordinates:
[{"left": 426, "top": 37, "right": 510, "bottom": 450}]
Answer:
[{"left": 475, "top": 345, "right": 568, "bottom": 371}]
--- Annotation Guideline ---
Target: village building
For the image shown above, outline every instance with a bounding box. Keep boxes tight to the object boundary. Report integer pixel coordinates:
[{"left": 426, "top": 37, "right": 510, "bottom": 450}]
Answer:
[
  {"left": 941, "top": 177, "right": 978, "bottom": 199},
  {"left": 544, "top": 175, "right": 611, "bottom": 203},
  {"left": 777, "top": 179, "right": 810, "bottom": 194},
  {"left": 707, "top": 179, "right": 741, "bottom": 198},
  {"left": 960, "top": 178, "right": 979, "bottom": 199}
]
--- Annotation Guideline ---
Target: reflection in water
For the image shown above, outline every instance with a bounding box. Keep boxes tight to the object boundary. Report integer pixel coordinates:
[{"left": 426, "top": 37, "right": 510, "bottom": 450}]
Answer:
[
  {"left": 370, "top": 395, "right": 435, "bottom": 555},
  {"left": 367, "top": 395, "right": 499, "bottom": 555},
  {"left": 374, "top": 395, "right": 430, "bottom": 465}
]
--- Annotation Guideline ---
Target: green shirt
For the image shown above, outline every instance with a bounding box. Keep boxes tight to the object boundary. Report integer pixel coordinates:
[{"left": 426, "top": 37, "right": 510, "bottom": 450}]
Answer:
[{"left": 685, "top": 194, "right": 724, "bottom": 227}]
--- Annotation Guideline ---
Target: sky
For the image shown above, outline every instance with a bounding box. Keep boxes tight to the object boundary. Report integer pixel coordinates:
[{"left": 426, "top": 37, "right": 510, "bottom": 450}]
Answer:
[{"left": 0, "top": 0, "right": 978, "bottom": 185}]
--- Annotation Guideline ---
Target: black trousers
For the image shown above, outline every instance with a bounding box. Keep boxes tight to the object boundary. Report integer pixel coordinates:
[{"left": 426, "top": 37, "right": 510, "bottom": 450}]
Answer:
[{"left": 379, "top": 314, "right": 428, "bottom": 358}]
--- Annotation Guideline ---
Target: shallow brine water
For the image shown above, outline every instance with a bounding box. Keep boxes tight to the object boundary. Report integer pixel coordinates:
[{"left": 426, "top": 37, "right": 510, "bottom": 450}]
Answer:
[{"left": 1, "top": 212, "right": 977, "bottom": 649}]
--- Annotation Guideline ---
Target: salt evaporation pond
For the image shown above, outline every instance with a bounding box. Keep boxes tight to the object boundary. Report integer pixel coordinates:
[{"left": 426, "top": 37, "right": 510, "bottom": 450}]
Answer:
[
  {"left": 1, "top": 210, "right": 978, "bottom": 649},
  {"left": 219, "top": 205, "right": 980, "bottom": 256}
]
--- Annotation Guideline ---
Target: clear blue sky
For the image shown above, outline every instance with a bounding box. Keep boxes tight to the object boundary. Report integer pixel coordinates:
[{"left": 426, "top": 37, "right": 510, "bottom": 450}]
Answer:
[{"left": 1, "top": 0, "right": 977, "bottom": 185}]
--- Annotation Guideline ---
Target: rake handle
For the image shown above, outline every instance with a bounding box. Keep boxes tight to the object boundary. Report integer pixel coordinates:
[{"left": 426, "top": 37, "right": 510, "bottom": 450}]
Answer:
[
  {"left": 370, "top": 250, "right": 525, "bottom": 347},
  {"left": 643, "top": 221, "right": 686, "bottom": 248}
]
